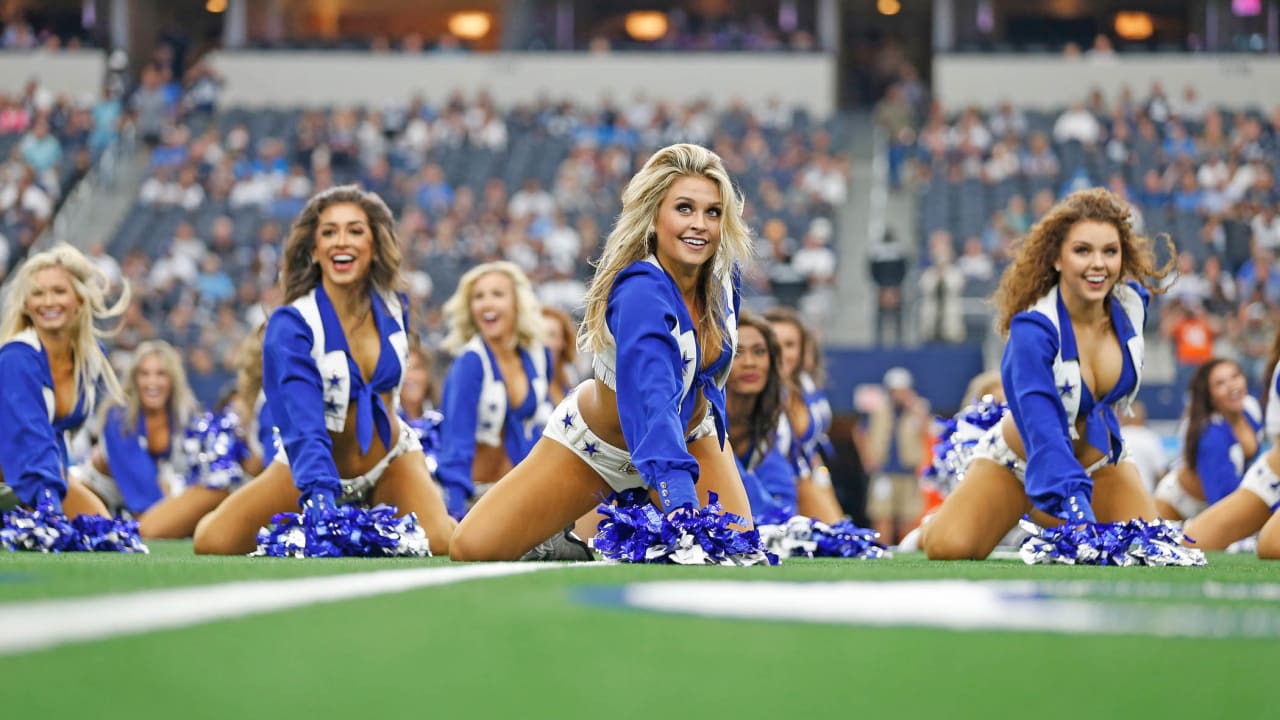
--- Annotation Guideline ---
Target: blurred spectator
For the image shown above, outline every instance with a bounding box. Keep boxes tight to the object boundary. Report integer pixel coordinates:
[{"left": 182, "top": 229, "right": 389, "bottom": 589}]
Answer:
[
  {"left": 1052, "top": 102, "right": 1101, "bottom": 146},
  {"left": 1162, "top": 297, "right": 1217, "bottom": 391},
  {"left": 869, "top": 229, "right": 908, "bottom": 345},
  {"left": 874, "top": 83, "right": 915, "bottom": 188},
  {"left": 917, "top": 230, "right": 964, "bottom": 344},
  {"left": 132, "top": 65, "right": 172, "bottom": 145}
]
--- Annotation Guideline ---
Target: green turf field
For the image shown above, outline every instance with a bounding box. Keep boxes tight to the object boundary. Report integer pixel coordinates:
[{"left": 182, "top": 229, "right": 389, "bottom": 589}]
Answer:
[{"left": 2, "top": 543, "right": 1276, "bottom": 719}]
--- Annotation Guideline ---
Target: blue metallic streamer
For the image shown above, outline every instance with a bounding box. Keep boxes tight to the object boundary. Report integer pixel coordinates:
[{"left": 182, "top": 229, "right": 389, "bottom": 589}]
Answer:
[
  {"left": 0, "top": 493, "right": 148, "bottom": 553},
  {"left": 252, "top": 498, "right": 430, "bottom": 558},
  {"left": 592, "top": 489, "right": 778, "bottom": 565},
  {"left": 921, "top": 396, "right": 1007, "bottom": 497},
  {"left": 1019, "top": 517, "right": 1208, "bottom": 566},
  {"left": 184, "top": 410, "right": 253, "bottom": 492},
  {"left": 757, "top": 515, "right": 888, "bottom": 559}
]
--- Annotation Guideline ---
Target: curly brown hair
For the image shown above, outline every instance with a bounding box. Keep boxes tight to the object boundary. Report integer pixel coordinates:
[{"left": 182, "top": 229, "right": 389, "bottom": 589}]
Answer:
[{"left": 993, "top": 188, "right": 1174, "bottom": 335}]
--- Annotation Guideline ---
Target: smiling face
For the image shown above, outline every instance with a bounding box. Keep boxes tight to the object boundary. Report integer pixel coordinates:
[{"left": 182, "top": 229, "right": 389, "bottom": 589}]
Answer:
[
  {"left": 470, "top": 271, "right": 518, "bottom": 345},
  {"left": 1207, "top": 361, "right": 1248, "bottom": 416},
  {"left": 770, "top": 320, "right": 803, "bottom": 381},
  {"left": 311, "top": 202, "right": 373, "bottom": 291},
  {"left": 25, "top": 266, "right": 81, "bottom": 336},
  {"left": 1056, "top": 220, "right": 1123, "bottom": 308},
  {"left": 729, "top": 324, "right": 770, "bottom": 396},
  {"left": 653, "top": 175, "right": 723, "bottom": 276},
  {"left": 134, "top": 352, "right": 173, "bottom": 414}
]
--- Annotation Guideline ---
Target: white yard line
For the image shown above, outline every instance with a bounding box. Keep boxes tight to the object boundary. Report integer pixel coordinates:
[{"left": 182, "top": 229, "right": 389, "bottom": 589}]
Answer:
[{"left": 0, "top": 563, "right": 559, "bottom": 656}]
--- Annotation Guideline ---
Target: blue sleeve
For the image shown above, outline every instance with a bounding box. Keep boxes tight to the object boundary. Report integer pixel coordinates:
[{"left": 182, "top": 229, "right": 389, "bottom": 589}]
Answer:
[
  {"left": 1002, "top": 313, "right": 1094, "bottom": 521},
  {"left": 756, "top": 447, "right": 798, "bottom": 512},
  {"left": 262, "top": 308, "right": 341, "bottom": 503},
  {"left": 102, "top": 407, "right": 163, "bottom": 514},
  {"left": 608, "top": 269, "right": 700, "bottom": 511},
  {"left": 1195, "top": 424, "right": 1244, "bottom": 505},
  {"left": 435, "top": 351, "right": 482, "bottom": 514},
  {"left": 0, "top": 345, "right": 65, "bottom": 504}
]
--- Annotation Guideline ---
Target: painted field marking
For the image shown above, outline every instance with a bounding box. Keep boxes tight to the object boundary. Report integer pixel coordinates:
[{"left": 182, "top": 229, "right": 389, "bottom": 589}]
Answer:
[
  {"left": 596, "top": 579, "right": 1280, "bottom": 639},
  {"left": 0, "top": 563, "right": 560, "bottom": 657}
]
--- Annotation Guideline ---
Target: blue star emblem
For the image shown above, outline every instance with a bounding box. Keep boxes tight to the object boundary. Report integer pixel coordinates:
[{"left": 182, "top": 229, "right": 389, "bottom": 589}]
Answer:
[
  {"left": 561, "top": 412, "right": 575, "bottom": 429},
  {"left": 1058, "top": 381, "right": 1074, "bottom": 398},
  {"left": 681, "top": 352, "right": 692, "bottom": 368},
  {"left": 324, "top": 398, "right": 338, "bottom": 413},
  {"left": 583, "top": 441, "right": 599, "bottom": 457},
  {"left": 327, "top": 373, "right": 342, "bottom": 390},
  {"left": 489, "top": 402, "right": 499, "bottom": 412}
]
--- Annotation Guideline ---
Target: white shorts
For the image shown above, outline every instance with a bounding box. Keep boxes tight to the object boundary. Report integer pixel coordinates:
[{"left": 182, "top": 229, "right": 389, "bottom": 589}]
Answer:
[
  {"left": 1154, "top": 467, "right": 1209, "bottom": 519},
  {"left": 1241, "top": 457, "right": 1280, "bottom": 511},
  {"left": 272, "top": 420, "right": 422, "bottom": 505},
  {"left": 970, "top": 422, "right": 1123, "bottom": 484},
  {"left": 541, "top": 383, "right": 715, "bottom": 495}
]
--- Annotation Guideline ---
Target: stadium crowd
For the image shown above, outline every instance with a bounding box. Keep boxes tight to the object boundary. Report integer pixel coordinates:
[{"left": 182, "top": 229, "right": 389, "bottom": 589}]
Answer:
[
  {"left": 874, "top": 79, "right": 1280, "bottom": 387},
  {"left": 92, "top": 64, "right": 846, "bottom": 408}
]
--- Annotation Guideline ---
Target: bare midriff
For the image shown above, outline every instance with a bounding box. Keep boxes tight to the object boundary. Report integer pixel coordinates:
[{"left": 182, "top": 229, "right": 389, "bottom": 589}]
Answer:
[
  {"left": 577, "top": 379, "right": 709, "bottom": 449},
  {"left": 999, "top": 413, "right": 1108, "bottom": 471},
  {"left": 327, "top": 390, "right": 401, "bottom": 478}
]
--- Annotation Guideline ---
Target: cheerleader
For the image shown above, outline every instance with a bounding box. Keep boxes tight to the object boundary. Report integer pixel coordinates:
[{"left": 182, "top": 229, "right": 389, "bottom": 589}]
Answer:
[
  {"left": 1184, "top": 334, "right": 1280, "bottom": 556},
  {"left": 401, "top": 345, "right": 440, "bottom": 419},
  {"left": 79, "top": 341, "right": 202, "bottom": 526},
  {"left": 765, "top": 307, "right": 843, "bottom": 523},
  {"left": 922, "top": 188, "right": 1172, "bottom": 560},
  {"left": 136, "top": 331, "right": 269, "bottom": 538},
  {"left": 542, "top": 305, "right": 579, "bottom": 405},
  {"left": 1154, "top": 358, "right": 1261, "bottom": 521},
  {"left": 726, "top": 312, "right": 797, "bottom": 520},
  {"left": 436, "top": 261, "right": 554, "bottom": 517},
  {"left": 193, "top": 185, "right": 455, "bottom": 555},
  {"left": 450, "top": 143, "right": 756, "bottom": 561},
  {"left": 0, "top": 243, "right": 129, "bottom": 518}
]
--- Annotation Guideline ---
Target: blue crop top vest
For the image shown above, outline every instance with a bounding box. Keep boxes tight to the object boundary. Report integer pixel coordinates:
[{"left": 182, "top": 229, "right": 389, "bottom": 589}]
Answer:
[
  {"left": 591, "top": 256, "right": 740, "bottom": 511},
  {"left": 262, "top": 284, "right": 409, "bottom": 503},
  {"left": 1001, "top": 281, "right": 1148, "bottom": 521},
  {"left": 0, "top": 329, "right": 103, "bottom": 507}
]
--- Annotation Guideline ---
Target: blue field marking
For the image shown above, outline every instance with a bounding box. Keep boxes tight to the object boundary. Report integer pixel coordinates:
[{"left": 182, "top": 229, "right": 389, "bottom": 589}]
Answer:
[
  {"left": 578, "top": 579, "right": 1280, "bottom": 639},
  {"left": 0, "top": 573, "right": 32, "bottom": 584}
]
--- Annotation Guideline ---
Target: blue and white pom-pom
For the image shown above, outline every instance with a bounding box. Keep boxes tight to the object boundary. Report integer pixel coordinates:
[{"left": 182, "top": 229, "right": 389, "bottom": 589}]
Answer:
[
  {"left": 406, "top": 411, "right": 443, "bottom": 476},
  {"left": 252, "top": 498, "right": 430, "bottom": 558},
  {"left": 921, "top": 396, "right": 1007, "bottom": 497},
  {"left": 592, "top": 489, "right": 778, "bottom": 566},
  {"left": 1, "top": 492, "right": 149, "bottom": 553},
  {"left": 184, "top": 410, "right": 252, "bottom": 491},
  {"left": 758, "top": 515, "right": 889, "bottom": 559},
  {"left": 1018, "top": 517, "right": 1207, "bottom": 566}
]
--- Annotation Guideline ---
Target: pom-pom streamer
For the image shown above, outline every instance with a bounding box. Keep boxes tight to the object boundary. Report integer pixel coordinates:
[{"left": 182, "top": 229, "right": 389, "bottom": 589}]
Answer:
[
  {"left": 252, "top": 501, "right": 430, "bottom": 558},
  {"left": 1, "top": 498, "right": 149, "bottom": 553},
  {"left": 592, "top": 489, "right": 777, "bottom": 566},
  {"left": 1019, "top": 517, "right": 1207, "bottom": 567}
]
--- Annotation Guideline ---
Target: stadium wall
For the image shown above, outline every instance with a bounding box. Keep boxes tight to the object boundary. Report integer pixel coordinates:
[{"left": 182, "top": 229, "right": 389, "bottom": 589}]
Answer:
[
  {"left": 205, "top": 51, "right": 836, "bottom": 114},
  {"left": 934, "top": 53, "right": 1280, "bottom": 109},
  {"left": 0, "top": 50, "right": 104, "bottom": 96}
]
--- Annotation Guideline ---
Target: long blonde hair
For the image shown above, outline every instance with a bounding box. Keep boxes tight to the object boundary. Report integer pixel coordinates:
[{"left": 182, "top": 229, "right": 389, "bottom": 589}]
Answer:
[
  {"left": 441, "top": 260, "right": 545, "bottom": 355},
  {"left": 115, "top": 339, "right": 200, "bottom": 434},
  {"left": 579, "top": 143, "right": 754, "bottom": 359},
  {"left": 0, "top": 243, "right": 130, "bottom": 403},
  {"left": 233, "top": 325, "right": 266, "bottom": 420},
  {"left": 280, "top": 185, "right": 404, "bottom": 304}
]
